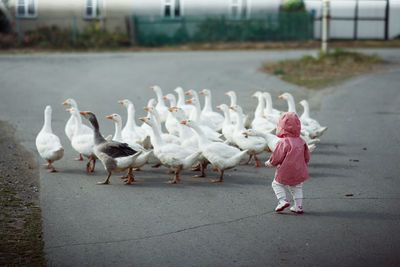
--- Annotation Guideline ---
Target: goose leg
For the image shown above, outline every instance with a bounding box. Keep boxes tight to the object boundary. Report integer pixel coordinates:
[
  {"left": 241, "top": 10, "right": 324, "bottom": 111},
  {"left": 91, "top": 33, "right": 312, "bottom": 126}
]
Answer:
[
  {"left": 193, "top": 161, "right": 208, "bottom": 178},
  {"left": 47, "top": 160, "right": 57, "bottom": 173},
  {"left": 151, "top": 163, "right": 162, "bottom": 168},
  {"left": 191, "top": 163, "right": 201, "bottom": 172},
  {"left": 85, "top": 158, "right": 91, "bottom": 174},
  {"left": 253, "top": 154, "right": 261, "bottom": 167},
  {"left": 124, "top": 168, "right": 135, "bottom": 185},
  {"left": 90, "top": 158, "right": 96, "bottom": 172},
  {"left": 211, "top": 169, "right": 224, "bottom": 183},
  {"left": 240, "top": 153, "right": 253, "bottom": 165},
  {"left": 165, "top": 165, "right": 182, "bottom": 184},
  {"left": 97, "top": 171, "right": 112, "bottom": 185},
  {"left": 74, "top": 153, "right": 83, "bottom": 161}
]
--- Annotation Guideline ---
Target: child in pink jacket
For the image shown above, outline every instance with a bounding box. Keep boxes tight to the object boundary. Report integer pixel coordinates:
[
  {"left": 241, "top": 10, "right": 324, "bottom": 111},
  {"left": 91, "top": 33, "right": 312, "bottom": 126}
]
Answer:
[{"left": 265, "top": 112, "right": 310, "bottom": 214}]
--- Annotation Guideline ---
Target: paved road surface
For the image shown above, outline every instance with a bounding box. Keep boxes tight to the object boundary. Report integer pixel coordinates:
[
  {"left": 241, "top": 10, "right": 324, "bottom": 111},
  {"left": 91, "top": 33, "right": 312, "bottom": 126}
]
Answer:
[{"left": 1, "top": 49, "right": 400, "bottom": 266}]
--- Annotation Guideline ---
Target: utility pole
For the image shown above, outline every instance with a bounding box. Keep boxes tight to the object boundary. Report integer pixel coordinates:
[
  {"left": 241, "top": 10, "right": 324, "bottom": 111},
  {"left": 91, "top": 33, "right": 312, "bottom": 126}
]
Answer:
[{"left": 321, "top": 0, "right": 330, "bottom": 53}]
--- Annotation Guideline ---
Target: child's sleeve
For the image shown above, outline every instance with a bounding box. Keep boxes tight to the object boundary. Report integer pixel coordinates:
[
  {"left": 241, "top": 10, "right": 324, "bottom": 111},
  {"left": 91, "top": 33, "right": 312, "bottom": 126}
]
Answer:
[
  {"left": 304, "top": 143, "right": 310, "bottom": 164},
  {"left": 268, "top": 139, "right": 288, "bottom": 166}
]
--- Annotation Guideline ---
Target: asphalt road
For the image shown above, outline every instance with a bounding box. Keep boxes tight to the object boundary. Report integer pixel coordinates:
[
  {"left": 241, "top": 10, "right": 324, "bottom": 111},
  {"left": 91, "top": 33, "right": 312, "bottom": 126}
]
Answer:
[{"left": 1, "top": 49, "right": 400, "bottom": 266}]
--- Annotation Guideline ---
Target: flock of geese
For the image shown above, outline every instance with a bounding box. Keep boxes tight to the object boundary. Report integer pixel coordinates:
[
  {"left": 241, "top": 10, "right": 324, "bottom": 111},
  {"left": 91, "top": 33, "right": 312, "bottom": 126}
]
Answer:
[{"left": 35, "top": 86, "right": 327, "bottom": 185}]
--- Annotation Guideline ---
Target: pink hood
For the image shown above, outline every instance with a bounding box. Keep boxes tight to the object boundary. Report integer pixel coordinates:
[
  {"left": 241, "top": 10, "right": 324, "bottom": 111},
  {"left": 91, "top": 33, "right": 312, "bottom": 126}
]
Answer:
[{"left": 276, "top": 112, "right": 301, "bottom": 138}]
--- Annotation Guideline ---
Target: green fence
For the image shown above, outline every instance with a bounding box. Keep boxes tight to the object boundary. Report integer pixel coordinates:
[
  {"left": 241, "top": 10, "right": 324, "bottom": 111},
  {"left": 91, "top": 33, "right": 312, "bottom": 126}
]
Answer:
[{"left": 132, "top": 12, "right": 314, "bottom": 46}]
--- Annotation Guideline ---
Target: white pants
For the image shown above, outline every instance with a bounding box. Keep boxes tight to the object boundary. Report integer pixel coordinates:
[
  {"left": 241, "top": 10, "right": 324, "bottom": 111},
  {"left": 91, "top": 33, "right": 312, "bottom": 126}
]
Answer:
[{"left": 271, "top": 180, "right": 303, "bottom": 201}]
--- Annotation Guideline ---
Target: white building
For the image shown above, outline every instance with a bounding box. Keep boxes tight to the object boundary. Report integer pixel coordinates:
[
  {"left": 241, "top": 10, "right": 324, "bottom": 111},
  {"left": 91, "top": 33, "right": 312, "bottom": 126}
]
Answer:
[{"left": 2, "top": 0, "right": 400, "bottom": 39}]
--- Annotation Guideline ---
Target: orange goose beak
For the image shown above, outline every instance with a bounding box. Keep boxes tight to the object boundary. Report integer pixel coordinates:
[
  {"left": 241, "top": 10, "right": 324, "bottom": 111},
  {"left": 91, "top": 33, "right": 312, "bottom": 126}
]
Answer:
[
  {"left": 106, "top": 115, "right": 113, "bottom": 119},
  {"left": 144, "top": 106, "right": 150, "bottom": 111},
  {"left": 67, "top": 108, "right": 71, "bottom": 113},
  {"left": 242, "top": 131, "right": 248, "bottom": 135},
  {"left": 186, "top": 99, "right": 193, "bottom": 104},
  {"left": 185, "top": 91, "right": 190, "bottom": 95},
  {"left": 139, "top": 117, "right": 146, "bottom": 122},
  {"left": 229, "top": 106, "right": 234, "bottom": 110},
  {"left": 181, "top": 120, "right": 187, "bottom": 125},
  {"left": 118, "top": 100, "right": 124, "bottom": 104},
  {"left": 216, "top": 105, "right": 221, "bottom": 110},
  {"left": 80, "top": 111, "right": 87, "bottom": 115},
  {"left": 62, "top": 101, "right": 68, "bottom": 105},
  {"left": 279, "top": 94, "right": 284, "bottom": 99},
  {"left": 199, "top": 90, "right": 204, "bottom": 95},
  {"left": 169, "top": 107, "right": 178, "bottom": 112}
]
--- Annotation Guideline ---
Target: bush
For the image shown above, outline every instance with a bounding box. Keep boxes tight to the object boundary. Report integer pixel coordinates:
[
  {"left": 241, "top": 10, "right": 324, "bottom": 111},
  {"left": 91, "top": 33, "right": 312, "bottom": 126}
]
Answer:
[{"left": 281, "top": 0, "right": 306, "bottom": 12}]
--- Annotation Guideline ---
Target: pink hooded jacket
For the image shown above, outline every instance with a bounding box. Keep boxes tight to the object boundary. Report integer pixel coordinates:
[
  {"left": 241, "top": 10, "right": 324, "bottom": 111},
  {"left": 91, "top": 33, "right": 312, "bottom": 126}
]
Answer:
[{"left": 268, "top": 112, "right": 310, "bottom": 185}]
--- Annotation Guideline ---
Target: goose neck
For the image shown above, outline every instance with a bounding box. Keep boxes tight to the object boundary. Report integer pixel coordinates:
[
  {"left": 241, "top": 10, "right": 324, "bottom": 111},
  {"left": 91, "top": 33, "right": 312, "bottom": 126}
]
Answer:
[
  {"left": 255, "top": 95, "right": 265, "bottom": 118},
  {"left": 43, "top": 109, "right": 52, "bottom": 132},
  {"left": 202, "top": 94, "right": 212, "bottom": 113},
  {"left": 264, "top": 94, "right": 273, "bottom": 114}
]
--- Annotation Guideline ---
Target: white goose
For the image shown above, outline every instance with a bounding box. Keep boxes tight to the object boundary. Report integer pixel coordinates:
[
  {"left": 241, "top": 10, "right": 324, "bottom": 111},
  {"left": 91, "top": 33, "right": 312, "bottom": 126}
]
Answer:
[
  {"left": 199, "top": 89, "right": 224, "bottom": 132},
  {"left": 151, "top": 85, "right": 169, "bottom": 123},
  {"left": 68, "top": 107, "right": 97, "bottom": 174},
  {"left": 174, "top": 86, "right": 194, "bottom": 118},
  {"left": 216, "top": 104, "right": 235, "bottom": 144},
  {"left": 242, "top": 128, "right": 279, "bottom": 152},
  {"left": 139, "top": 115, "right": 201, "bottom": 184},
  {"left": 163, "top": 93, "right": 180, "bottom": 136},
  {"left": 251, "top": 91, "right": 276, "bottom": 133},
  {"left": 279, "top": 92, "right": 322, "bottom": 141},
  {"left": 186, "top": 96, "right": 222, "bottom": 141},
  {"left": 225, "top": 90, "right": 251, "bottom": 128},
  {"left": 230, "top": 105, "right": 270, "bottom": 167},
  {"left": 36, "top": 105, "right": 64, "bottom": 172},
  {"left": 299, "top": 99, "right": 328, "bottom": 137},
  {"left": 182, "top": 119, "right": 248, "bottom": 183},
  {"left": 62, "top": 98, "right": 92, "bottom": 160},
  {"left": 106, "top": 113, "right": 153, "bottom": 173},
  {"left": 262, "top": 92, "right": 281, "bottom": 125},
  {"left": 169, "top": 107, "right": 210, "bottom": 177},
  {"left": 119, "top": 99, "right": 147, "bottom": 145}
]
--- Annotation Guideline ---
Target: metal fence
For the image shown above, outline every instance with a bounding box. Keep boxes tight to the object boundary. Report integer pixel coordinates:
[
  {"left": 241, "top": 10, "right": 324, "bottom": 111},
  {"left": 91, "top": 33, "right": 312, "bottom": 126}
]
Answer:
[
  {"left": 6, "top": 12, "right": 314, "bottom": 48},
  {"left": 130, "top": 12, "right": 315, "bottom": 46}
]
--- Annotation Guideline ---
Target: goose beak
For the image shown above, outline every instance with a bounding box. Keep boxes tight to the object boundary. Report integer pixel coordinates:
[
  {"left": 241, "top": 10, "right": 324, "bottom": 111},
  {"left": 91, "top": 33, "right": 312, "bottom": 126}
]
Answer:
[
  {"left": 169, "top": 107, "right": 177, "bottom": 112},
  {"left": 279, "top": 94, "right": 284, "bottom": 99},
  {"left": 242, "top": 131, "right": 248, "bottom": 135},
  {"left": 229, "top": 106, "right": 234, "bottom": 110},
  {"left": 185, "top": 91, "right": 190, "bottom": 95},
  {"left": 216, "top": 105, "right": 221, "bottom": 110},
  {"left": 181, "top": 120, "right": 187, "bottom": 125},
  {"left": 139, "top": 117, "right": 146, "bottom": 122},
  {"left": 67, "top": 108, "right": 71, "bottom": 113},
  {"left": 150, "top": 86, "right": 155, "bottom": 90},
  {"left": 80, "top": 111, "right": 87, "bottom": 115},
  {"left": 118, "top": 100, "right": 124, "bottom": 104},
  {"left": 199, "top": 90, "right": 204, "bottom": 95},
  {"left": 163, "top": 95, "right": 167, "bottom": 99},
  {"left": 62, "top": 101, "right": 68, "bottom": 105},
  {"left": 251, "top": 93, "right": 257, "bottom": 98},
  {"left": 144, "top": 106, "right": 150, "bottom": 111},
  {"left": 186, "top": 99, "right": 193, "bottom": 104},
  {"left": 106, "top": 115, "right": 113, "bottom": 119},
  {"left": 225, "top": 92, "right": 230, "bottom": 96}
]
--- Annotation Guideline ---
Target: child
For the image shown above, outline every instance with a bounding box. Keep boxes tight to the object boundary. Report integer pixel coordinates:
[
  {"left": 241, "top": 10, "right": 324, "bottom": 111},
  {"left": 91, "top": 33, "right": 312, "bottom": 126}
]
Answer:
[{"left": 265, "top": 112, "right": 310, "bottom": 214}]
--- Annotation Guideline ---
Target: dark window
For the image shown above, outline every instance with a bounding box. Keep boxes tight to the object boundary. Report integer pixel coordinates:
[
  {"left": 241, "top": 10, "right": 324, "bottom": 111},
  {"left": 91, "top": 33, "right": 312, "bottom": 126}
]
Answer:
[
  {"left": 174, "top": 0, "right": 180, "bottom": 17},
  {"left": 165, "top": 5, "right": 171, "bottom": 17}
]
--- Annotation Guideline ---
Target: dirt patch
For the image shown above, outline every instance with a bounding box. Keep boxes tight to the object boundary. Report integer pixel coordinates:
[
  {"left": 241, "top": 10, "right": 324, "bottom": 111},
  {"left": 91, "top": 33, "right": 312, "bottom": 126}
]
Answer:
[
  {"left": 260, "top": 49, "right": 382, "bottom": 89},
  {"left": 0, "top": 121, "right": 45, "bottom": 266}
]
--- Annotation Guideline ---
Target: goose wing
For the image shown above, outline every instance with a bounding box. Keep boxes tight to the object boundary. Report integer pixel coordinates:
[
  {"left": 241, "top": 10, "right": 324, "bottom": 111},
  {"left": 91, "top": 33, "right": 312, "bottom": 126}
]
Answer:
[{"left": 100, "top": 141, "right": 137, "bottom": 158}]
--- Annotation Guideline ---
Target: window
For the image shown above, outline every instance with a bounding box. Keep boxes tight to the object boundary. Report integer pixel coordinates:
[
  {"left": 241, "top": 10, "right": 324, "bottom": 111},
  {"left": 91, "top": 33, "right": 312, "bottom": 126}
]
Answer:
[
  {"left": 85, "top": 0, "right": 105, "bottom": 19},
  {"left": 16, "top": 0, "right": 37, "bottom": 18},
  {"left": 163, "top": 0, "right": 181, "bottom": 19}
]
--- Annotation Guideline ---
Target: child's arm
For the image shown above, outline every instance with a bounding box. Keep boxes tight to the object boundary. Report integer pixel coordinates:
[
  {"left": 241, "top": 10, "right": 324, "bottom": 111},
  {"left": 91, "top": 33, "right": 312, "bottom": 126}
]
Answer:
[{"left": 265, "top": 139, "right": 288, "bottom": 167}]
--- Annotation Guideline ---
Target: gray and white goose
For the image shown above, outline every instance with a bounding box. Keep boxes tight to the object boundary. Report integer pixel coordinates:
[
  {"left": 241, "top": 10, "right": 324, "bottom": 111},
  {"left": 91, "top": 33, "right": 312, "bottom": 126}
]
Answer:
[{"left": 80, "top": 111, "right": 142, "bottom": 185}]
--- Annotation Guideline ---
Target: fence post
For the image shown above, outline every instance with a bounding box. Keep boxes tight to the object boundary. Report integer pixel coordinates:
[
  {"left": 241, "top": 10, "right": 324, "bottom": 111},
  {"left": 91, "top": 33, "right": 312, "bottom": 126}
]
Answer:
[
  {"left": 16, "top": 17, "right": 21, "bottom": 46},
  {"left": 72, "top": 16, "right": 77, "bottom": 47},
  {"left": 321, "top": 0, "right": 330, "bottom": 53},
  {"left": 384, "top": 0, "right": 389, "bottom": 40}
]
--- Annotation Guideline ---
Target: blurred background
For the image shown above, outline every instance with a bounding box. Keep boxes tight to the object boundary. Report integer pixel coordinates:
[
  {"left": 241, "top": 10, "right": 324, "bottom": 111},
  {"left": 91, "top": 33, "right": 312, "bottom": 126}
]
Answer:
[{"left": 0, "top": 0, "right": 399, "bottom": 49}]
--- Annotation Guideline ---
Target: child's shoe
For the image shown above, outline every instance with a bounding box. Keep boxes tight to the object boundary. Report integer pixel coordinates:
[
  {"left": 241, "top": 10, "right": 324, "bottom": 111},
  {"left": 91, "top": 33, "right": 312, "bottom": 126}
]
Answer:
[
  {"left": 275, "top": 199, "right": 290, "bottom": 212},
  {"left": 290, "top": 206, "right": 304, "bottom": 214}
]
